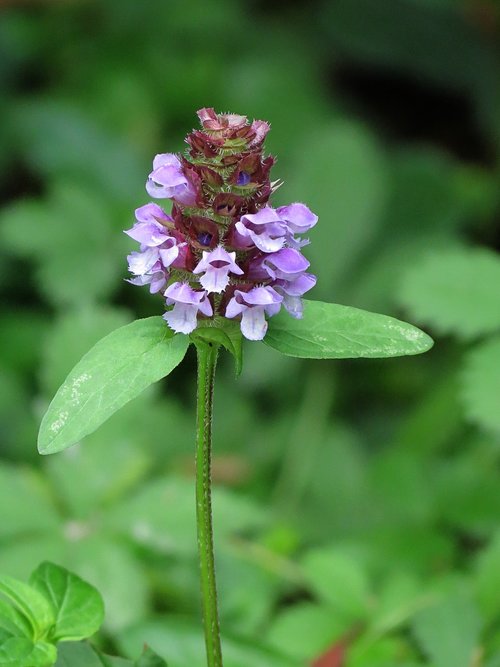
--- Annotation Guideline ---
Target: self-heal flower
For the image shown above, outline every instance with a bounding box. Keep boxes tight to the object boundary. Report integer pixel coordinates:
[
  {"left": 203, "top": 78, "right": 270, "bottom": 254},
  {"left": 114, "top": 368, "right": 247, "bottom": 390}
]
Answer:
[
  {"left": 126, "top": 108, "right": 319, "bottom": 339},
  {"left": 163, "top": 282, "right": 213, "bottom": 334},
  {"left": 234, "top": 207, "right": 288, "bottom": 253},
  {"left": 276, "top": 202, "right": 318, "bottom": 248},
  {"left": 225, "top": 286, "right": 283, "bottom": 341},
  {"left": 193, "top": 246, "right": 244, "bottom": 293},
  {"left": 125, "top": 204, "right": 174, "bottom": 247},
  {"left": 146, "top": 154, "right": 197, "bottom": 205}
]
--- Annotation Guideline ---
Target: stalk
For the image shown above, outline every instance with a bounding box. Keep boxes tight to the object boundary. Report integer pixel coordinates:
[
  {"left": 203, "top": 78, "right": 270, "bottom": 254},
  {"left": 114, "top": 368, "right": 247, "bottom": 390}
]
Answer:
[{"left": 195, "top": 341, "right": 223, "bottom": 667}]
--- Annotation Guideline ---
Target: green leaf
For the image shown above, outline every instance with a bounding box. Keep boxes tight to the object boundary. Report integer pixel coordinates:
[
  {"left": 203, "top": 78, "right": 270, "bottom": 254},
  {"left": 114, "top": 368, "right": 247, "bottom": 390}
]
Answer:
[
  {"left": 301, "top": 549, "right": 371, "bottom": 621},
  {"left": 0, "top": 575, "right": 55, "bottom": 641},
  {"left": 116, "top": 617, "right": 296, "bottom": 667},
  {"left": 26, "top": 642, "right": 57, "bottom": 667},
  {"left": 0, "top": 598, "right": 32, "bottom": 639},
  {"left": 135, "top": 647, "right": 168, "bottom": 667},
  {"left": 461, "top": 336, "right": 500, "bottom": 434},
  {"left": 267, "top": 603, "right": 342, "bottom": 660},
  {"left": 398, "top": 247, "right": 500, "bottom": 339},
  {"left": 412, "top": 594, "right": 482, "bottom": 667},
  {"left": 29, "top": 562, "right": 104, "bottom": 642},
  {"left": 0, "top": 637, "right": 33, "bottom": 665},
  {"left": 38, "top": 317, "right": 190, "bottom": 454},
  {"left": 265, "top": 300, "right": 433, "bottom": 358},
  {"left": 192, "top": 319, "right": 243, "bottom": 375},
  {"left": 55, "top": 642, "right": 108, "bottom": 667}
]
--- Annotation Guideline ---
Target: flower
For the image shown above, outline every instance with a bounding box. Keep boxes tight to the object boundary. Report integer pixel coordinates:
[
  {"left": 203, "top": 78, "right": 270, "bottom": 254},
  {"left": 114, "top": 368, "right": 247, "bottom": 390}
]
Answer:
[
  {"left": 146, "top": 154, "right": 197, "bottom": 205},
  {"left": 225, "top": 287, "right": 283, "bottom": 341},
  {"left": 193, "top": 246, "right": 244, "bottom": 293},
  {"left": 125, "top": 108, "right": 318, "bottom": 340},
  {"left": 163, "top": 282, "right": 213, "bottom": 334}
]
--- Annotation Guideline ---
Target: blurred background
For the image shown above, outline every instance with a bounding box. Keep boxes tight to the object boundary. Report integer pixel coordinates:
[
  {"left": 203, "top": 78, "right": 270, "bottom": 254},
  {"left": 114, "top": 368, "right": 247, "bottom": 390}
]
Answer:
[{"left": 0, "top": 1, "right": 499, "bottom": 666}]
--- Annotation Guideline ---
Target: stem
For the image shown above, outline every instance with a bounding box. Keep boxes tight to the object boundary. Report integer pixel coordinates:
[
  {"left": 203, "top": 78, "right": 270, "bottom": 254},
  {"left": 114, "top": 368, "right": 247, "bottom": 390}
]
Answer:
[{"left": 195, "top": 341, "right": 223, "bottom": 667}]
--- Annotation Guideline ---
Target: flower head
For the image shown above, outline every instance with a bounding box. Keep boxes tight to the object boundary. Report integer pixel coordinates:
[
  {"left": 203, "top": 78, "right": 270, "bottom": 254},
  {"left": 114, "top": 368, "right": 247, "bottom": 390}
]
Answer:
[{"left": 125, "top": 108, "right": 318, "bottom": 340}]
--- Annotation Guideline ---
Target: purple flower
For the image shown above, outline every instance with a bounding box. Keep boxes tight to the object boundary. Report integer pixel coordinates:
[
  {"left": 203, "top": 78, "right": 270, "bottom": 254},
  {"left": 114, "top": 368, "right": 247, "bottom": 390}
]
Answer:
[
  {"left": 127, "top": 272, "right": 168, "bottom": 294},
  {"left": 248, "top": 248, "right": 316, "bottom": 318},
  {"left": 276, "top": 203, "right": 318, "bottom": 248},
  {"left": 274, "top": 273, "right": 317, "bottom": 318},
  {"left": 124, "top": 204, "right": 174, "bottom": 247},
  {"left": 146, "top": 154, "right": 197, "bottom": 205},
  {"left": 234, "top": 207, "right": 288, "bottom": 253},
  {"left": 163, "top": 282, "right": 213, "bottom": 334},
  {"left": 225, "top": 286, "right": 283, "bottom": 340},
  {"left": 193, "top": 246, "right": 244, "bottom": 293}
]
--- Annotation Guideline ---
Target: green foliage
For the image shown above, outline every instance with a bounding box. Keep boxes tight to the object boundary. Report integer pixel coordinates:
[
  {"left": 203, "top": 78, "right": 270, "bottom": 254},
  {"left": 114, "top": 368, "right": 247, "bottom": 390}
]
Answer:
[
  {"left": 1, "top": 0, "right": 500, "bottom": 664},
  {"left": 462, "top": 336, "right": 500, "bottom": 434},
  {"left": 38, "top": 318, "right": 189, "bottom": 454},
  {"left": 0, "top": 563, "right": 104, "bottom": 666},
  {"left": 265, "top": 300, "right": 433, "bottom": 358},
  {"left": 398, "top": 247, "right": 500, "bottom": 340}
]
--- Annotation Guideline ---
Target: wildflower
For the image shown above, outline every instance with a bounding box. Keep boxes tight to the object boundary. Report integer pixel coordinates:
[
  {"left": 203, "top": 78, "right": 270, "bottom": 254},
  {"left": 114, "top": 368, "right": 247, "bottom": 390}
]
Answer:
[{"left": 125, "top": 108, "right": 319, "bottom": 340}]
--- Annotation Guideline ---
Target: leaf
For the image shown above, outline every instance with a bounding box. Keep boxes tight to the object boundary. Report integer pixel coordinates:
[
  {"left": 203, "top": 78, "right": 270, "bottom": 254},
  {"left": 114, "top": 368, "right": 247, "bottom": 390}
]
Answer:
[
  {"left": 55, "top": 642, "right": 109, "bottom": 667},
  {"left": 25, "top": 642, "right": 58, "bottom": 667},
  {"left": 38, "top": 317, "right": 190, "bottom": 454},
  {"left": 135, "top": 647, "right": 168, "bottom": 667},
  {"left": 0, "top": 575, "right": 55, "bottom": 642},
  {"left": 267, "top": 603, "right": 342, "bottom": 660},
  {"left": 0, "top": 637, "right": 33, "bottom": 665},
  {"left": 40, "top": 306, "right": 132, "bottom": 396},
  {"left": 301, "top": 549, "right": 371, "bottom": 621},
  {"left": 116, "top": 617, "right": 296, "bottom": 667},
  {"left": 265, "top": 300, "right": 433, "bottom": 358},
  {"left": 283, "top": 120, "right": 388, "bottom": 297},
  {"left": 411, "top": 594, "right": 482, "bottom": 667},
  {"left": 0, "top": 465, "right": 59, "bottom": 541},
  {"left": 191, "top": 318, "right": 243, "bottom": 375},
  {"left": 461, "top": 336, "right": 500, "bottom": 434},
  {"left": 0, "top": 597, "right": 32, "bottom": 639},
  {"left": 29, "top": 562, "right": 104, "bottom": 642},
  {"left": 398, "top": 247, "right": 500, "bottom": 339}
]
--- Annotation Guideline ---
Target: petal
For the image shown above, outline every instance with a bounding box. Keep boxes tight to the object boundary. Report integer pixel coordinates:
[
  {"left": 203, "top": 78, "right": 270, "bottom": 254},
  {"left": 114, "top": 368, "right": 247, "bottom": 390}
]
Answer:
[
  {"left": 200, "top": 266, "right": 230, "bottom": 293},
  {"left": 163, "top": 303, "right": 198, "bottom": 334},
  {"left": 149, "top": 272, "right": 168, "bottom": 294},
  {"left": 240, "top": 306, "right": 268, "bottom": 341},
  {"left": 278, "top": 273, "right": 317, "bottom": 296},
  {"left": 135, "top": 203, "right": 172, "bottom": 224},
  {"left": 152, "top": 153, "right": 182, "bottom": 171},
  {"left": 127, "top": 248, "right": 159, "bottom": 275},
  {"left": 283, "top": 295, "right": 304, "bottom": 318},
  {"left": 248, "top": 228, "right": 285, "bottom": 253},
  {"left": 265, "top": 248, "right": 310, "bottom": 278},
  {"left": 159, "top": 245, "right": 180, "bottom": 268},
  {"left": 150, "top": 164, "right": 188, "bottom": 188},
  {"left": 225, "top": 296, "right": 245, "bottom": 319},
  {"left": 277, "top": 202, "right": 318, "bottom": 233},
  {"left": 164, "top": 281, "right": 201, "bottom": 305},
  {"left": 125, "top": 221, "right": 170, "bottom": 247},
  {"left": 198, "top": 295, "right": 214, "bottom": 317}
]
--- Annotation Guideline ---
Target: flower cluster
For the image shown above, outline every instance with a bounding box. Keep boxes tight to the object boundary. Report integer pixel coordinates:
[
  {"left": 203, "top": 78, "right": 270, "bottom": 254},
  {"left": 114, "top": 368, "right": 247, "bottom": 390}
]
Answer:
[{"left": 125, "top": 108, "right": 317, "bottom": 340}]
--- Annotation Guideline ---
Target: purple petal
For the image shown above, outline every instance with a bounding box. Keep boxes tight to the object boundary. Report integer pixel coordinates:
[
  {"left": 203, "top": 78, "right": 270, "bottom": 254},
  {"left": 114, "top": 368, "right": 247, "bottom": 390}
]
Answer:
[
  {"left": 127, "top": 248, "right": 159, "bottom": 275},
  {"left": 165, "top": 281, "right": 202, "bottom": 305},
  {"left": 163, "top": 303, "right": 199, "bottom": 334},
  {"left": 240, "top": 207, "right": 283, "bottom": 227},
  {"left": 282, "top": 295, "right": 304, "bottom": 318},
  {"left": 276, "top": 273, "right": 317, "bottom": 296},
  {"left": 135, "top": 203, "right": 172, "bottom": 225},
  {"left": 263, "top": 248, "right": 310, "bottom": 279},
  {"left": 200, "top": 266, "right": 231, "bottom": 293},
  {"left": 152, "top": 153, "right": 182, "bottom": 171},
  {"left": 159, "top": 244, "right": 180, "bottom": 268},
  {"left": 240, "top": 306, "right": 268, "bottom": 341},
  {"left": 276, "top": 203, "right": 318, "bottom": 233},
  {"left": 125, "top": 221, "right": 171, "bottom": 247}
]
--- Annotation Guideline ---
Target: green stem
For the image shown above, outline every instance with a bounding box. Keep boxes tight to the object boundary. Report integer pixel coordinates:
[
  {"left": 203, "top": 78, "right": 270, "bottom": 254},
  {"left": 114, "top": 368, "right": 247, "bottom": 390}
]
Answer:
[{"left": 195, "top": 341, "right": 223, "bottom": 667}]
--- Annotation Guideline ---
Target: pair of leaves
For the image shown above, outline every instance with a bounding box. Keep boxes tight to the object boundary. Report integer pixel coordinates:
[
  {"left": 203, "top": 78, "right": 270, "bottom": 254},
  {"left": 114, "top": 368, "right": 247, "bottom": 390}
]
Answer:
[
  {"left": 0, "top": 562, "right": 104, "bottom": 666},
  {"left": 38, "top": 303, "right": 432, "bottom": 455}
]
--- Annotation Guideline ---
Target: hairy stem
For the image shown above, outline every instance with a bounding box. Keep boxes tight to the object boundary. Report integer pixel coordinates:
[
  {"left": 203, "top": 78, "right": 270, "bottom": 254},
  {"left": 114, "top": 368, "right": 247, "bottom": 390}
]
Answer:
[{"left": 195, "top": 341, "right": 223, "bottom": 667}]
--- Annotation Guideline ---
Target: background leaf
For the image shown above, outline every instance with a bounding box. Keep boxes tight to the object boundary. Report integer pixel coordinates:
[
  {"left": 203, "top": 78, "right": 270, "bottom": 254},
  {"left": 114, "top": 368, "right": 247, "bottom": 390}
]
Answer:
[{"left": 30, "top": 562, "right": 104, "bottom": 642}]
